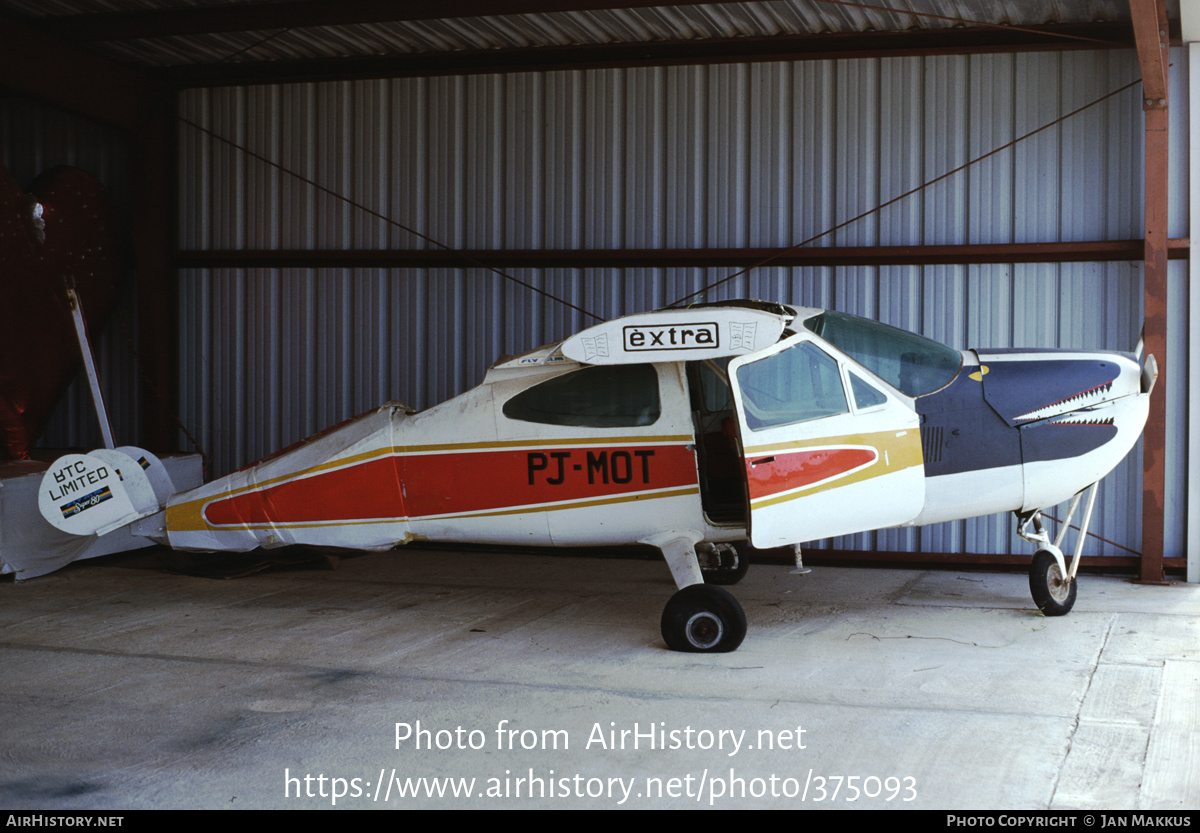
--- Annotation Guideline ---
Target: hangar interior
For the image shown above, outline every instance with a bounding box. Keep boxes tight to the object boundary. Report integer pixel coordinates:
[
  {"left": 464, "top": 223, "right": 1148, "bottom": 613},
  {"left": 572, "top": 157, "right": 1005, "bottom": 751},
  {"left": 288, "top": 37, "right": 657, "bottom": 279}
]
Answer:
[{"left": 0, "top": 0, "right": 1195, "bottom": 581}]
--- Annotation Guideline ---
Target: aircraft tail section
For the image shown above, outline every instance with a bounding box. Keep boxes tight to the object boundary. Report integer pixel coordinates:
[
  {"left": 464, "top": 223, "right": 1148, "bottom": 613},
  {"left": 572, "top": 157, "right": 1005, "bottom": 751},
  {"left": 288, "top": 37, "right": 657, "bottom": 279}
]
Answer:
[{"left": 162, "top": 404, "right": 413, "bottom": 553}]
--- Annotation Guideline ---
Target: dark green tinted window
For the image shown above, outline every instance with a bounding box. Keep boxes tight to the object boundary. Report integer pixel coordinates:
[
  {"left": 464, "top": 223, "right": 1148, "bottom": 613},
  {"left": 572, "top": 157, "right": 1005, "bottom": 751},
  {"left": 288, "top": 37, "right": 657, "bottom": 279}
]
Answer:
[
  {"left": 804, "top": 311, "right": 961, "bottom": 397},
  {"left": 503, "top": 364, "right": 661, "bottom": 427}
]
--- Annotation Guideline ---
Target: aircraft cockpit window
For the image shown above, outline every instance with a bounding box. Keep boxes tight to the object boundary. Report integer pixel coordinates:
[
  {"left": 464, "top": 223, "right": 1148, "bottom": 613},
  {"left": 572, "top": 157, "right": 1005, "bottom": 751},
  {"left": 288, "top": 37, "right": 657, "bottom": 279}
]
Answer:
[
  {"left": 849, "top": 372, "right": 888, "bottom": 410},
  {"left": 736, "top": 341, "right": 848, "bottom": 431},
  {"left": 503, "top": 364, "right": 661, "bottom": 427},
  {"left": 804, "top": 311, "right": 961, "bottom": 397}
]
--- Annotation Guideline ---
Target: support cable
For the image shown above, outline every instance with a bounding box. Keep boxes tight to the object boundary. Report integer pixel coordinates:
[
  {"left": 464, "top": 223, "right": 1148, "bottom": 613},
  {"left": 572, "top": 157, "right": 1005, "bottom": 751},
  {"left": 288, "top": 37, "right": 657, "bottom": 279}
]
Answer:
[
  {"left": 670, "top": 75, "right": 1144, "bottom": 308},
  {"left": 178, "top": 117, "right": 603, "bottom": 322}
]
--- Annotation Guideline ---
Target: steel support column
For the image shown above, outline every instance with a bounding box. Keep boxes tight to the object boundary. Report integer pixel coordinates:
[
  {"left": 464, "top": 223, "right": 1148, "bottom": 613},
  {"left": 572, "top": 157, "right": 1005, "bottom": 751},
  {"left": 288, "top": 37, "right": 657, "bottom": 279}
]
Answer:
[
  {"left": 131, "top": 92, "right": 179, "bottom": 454},
  {"left": 1142, "top": 106, "right": 1169, "bottom": 584},
  {"left": 1131, "top": 0, "right": 1170, "bottom": 584},
  {"left": 1190, "top": 35, "right": 1200, "bottom": 582}
]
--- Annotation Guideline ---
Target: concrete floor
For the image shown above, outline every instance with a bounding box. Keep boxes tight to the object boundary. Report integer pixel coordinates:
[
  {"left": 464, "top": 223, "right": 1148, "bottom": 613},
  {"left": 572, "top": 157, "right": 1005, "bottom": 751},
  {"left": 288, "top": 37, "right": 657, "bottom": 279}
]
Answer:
[{"left": 1, "top": 545, "right": 1198, "bottom": 810}]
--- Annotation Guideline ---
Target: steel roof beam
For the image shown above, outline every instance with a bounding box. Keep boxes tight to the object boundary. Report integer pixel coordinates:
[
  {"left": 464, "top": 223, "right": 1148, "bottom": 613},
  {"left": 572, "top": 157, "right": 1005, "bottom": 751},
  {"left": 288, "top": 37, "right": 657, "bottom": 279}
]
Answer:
[
  {"left": 163, "top": 23, "right": 1133, "bottom": 89},
  {"left": 175, "top": 240, "right": 1191, "bottom": 271},
  {"left": 35, "top": 0, "right": 785, "bottom": 41}
]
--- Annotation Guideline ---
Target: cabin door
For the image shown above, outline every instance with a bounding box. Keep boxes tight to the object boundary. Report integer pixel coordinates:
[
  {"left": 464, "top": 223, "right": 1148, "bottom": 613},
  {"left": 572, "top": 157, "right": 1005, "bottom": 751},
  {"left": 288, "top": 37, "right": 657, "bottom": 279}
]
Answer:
[{"left": 727, "top": 333, "right": 925, "bottom": 547}]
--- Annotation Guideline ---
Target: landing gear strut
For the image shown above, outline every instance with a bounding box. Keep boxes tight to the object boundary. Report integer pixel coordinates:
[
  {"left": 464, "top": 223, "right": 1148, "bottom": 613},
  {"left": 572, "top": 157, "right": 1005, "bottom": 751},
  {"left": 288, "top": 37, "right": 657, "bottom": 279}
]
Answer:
[
  {"left": 649, "top": 533, "right": 748, "bottom": 652},
  {"left": 1017, "top": 482, "right": 1099, "bottom": 617},
  {"left": 697, "top": 541, "right": 750, "bottom": 585}
]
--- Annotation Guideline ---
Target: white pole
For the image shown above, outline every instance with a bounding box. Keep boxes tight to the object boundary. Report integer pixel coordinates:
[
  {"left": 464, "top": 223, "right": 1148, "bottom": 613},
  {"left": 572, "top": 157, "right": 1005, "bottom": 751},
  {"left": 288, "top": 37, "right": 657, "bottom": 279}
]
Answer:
[
  {"left": 1188, "top": 35, "right": 1199, "bottom": 582},
  {"left": 66, "top": 286, "right": 116, "bottom": 450}
]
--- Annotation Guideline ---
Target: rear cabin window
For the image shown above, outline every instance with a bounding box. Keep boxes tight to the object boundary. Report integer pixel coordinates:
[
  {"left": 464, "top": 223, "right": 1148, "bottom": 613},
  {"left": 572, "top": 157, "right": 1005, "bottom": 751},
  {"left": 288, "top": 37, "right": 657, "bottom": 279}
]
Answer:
[{"left": 503, "top": 364, "right": 661, "bottom": 427}]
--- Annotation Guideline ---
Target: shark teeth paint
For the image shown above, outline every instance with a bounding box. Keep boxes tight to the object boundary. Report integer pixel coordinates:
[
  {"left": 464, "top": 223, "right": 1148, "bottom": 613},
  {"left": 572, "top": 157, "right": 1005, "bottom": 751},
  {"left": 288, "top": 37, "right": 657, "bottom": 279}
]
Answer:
[
  {"left": 1044, "top": 411, "right": 1116, "bottom": 427},
  {"left": 1012, "top": 381, "right": 1115, "bottom": 423},
  {"left": 972, "top": 351, "right": 1135, "bottom": 429}
]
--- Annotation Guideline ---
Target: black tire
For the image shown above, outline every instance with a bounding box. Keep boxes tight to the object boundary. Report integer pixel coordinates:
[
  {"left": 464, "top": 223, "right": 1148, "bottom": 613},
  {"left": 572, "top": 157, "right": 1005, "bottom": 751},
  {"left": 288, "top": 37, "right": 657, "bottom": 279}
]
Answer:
[
  {"left": 1029, "top": 549, "right": 1076, "bottom": 616},
  {"left": 701, "top": 541, "right": 751, "bottom": 586},
  {"left": 660, "top": 584, "right": 747, "bottom": 652}
]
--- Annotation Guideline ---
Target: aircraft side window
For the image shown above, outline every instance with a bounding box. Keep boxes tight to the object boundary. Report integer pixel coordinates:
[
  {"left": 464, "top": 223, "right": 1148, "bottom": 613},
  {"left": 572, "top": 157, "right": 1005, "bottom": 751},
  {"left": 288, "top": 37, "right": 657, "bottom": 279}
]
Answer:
[
  {"left": 502, "top": 364, "right": 661, "bottom": 428},
  {"left": 849, "top": 372, "right": 888, "bottom": 410},
  {"left": 736, "top": 341, "right": 848, "bottom": 431}
]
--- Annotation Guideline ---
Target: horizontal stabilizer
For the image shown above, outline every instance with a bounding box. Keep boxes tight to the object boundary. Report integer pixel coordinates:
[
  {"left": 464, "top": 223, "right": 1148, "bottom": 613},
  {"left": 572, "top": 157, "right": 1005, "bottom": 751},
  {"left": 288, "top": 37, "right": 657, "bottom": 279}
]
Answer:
[
  {"left": 38, "top": 453, "right": 139, "bottom": 536},
  {"left": 37, "top": 447, "right": 178, "bottom": 537}
]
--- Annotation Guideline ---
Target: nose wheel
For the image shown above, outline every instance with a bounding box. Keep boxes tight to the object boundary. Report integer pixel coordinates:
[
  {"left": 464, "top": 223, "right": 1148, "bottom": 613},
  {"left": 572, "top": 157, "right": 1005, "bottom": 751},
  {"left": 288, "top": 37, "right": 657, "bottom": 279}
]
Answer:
[
  {"left": 1029, "top": 549, "right": 1076, "bottom": 616},
  {"left": 1017, "top": 482, "right": 1099, "bottom": 617}
]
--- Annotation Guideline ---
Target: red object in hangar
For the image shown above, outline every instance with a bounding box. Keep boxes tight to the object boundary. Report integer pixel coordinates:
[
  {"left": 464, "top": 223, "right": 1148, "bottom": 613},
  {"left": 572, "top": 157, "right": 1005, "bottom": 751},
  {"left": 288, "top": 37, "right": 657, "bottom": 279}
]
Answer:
[{"left": 0, "top": 164, "right": 125, "bottom": 460}]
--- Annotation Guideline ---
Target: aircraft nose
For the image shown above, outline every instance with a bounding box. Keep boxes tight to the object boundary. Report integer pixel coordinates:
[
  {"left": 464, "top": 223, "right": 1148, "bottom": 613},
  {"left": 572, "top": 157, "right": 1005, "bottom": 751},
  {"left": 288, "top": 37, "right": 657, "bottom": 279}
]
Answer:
[
  {"left": 971, "top": 350, "right": 1142, "bottom": 427},
  {"left": 1007, "top": 351, "right": 1150, "bottom": 511}
]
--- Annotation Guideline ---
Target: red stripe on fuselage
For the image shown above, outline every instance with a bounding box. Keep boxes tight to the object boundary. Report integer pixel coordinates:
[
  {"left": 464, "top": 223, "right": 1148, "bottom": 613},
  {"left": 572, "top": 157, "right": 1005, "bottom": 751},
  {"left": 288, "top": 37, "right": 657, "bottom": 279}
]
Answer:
[
  {"left": 202, "top": 456, "right": 405, "bottom": 527},
  {"left": 201, "top": 443, "right": 699, "bottom": 528},
  {"left": 744, "top": 446, "right": 877, "bottom": 501}
]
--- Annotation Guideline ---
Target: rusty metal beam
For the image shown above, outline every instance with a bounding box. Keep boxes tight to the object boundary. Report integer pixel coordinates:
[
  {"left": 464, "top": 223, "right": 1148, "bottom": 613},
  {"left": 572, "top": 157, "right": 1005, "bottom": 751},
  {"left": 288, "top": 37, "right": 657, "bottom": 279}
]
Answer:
[
  {"left": 1130, "top": 0, "right": 1170, "bottom": 105},
  {"left": 42, "top": 0, "right": 729, "bottom": 41},
  {"left": 164, "top": 23, "right": 1132, "bottom": 88},
  {"left": 0, "top": 12, "right": 147, "bottom": 132},
  {"left": 176, "top": 239, "right": 1188, "bottom": 271},
  {"left": 31, "top": 0, "right": 1133, "bottom": 48},
  {"left": 1131, "top": 0, "right": 1169, "bottom": 585},
  {"left": 802, "top": 551, "right": 1188, "bottom": 576},
  {"left": 1141, "top": 106, "right": 1169, "bottom": 585}
]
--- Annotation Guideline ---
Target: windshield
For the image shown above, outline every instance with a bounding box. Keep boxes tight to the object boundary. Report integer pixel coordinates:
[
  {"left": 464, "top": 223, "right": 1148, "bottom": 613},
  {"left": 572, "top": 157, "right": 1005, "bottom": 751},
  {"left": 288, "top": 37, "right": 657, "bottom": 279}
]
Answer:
[{"left": 803, "top": 311, "right": 961, "bottom": 397}]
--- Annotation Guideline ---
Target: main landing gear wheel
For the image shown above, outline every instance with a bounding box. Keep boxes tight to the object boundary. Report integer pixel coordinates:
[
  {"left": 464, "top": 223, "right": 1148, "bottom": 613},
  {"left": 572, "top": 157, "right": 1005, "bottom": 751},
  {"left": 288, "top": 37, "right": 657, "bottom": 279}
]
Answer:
[
  {"left": 661, "top": 584, "right": 747, "bottom": 653},
  {"left": 700, "top": 541, "right": 750, "bottom": 586},
  {"left": 1029, "top": 549, "right": 1076, "bottom": 616}
]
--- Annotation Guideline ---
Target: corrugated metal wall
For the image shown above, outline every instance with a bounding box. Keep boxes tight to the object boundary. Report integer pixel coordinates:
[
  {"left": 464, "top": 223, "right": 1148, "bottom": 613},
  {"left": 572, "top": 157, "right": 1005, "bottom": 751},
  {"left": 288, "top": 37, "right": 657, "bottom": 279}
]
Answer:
[
  {"left": 0, "top": 95, "right": 142, "bottom": 453},
  {"left": 176, "top": 48, "right": 1187, "bottom": 559}
]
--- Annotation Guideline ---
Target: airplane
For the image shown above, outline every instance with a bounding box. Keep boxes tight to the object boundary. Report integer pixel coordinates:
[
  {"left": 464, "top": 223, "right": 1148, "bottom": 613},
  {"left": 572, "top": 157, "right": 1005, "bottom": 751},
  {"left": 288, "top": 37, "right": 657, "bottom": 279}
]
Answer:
[{"left": 37, "top": 300, "right": 1157, "bottom": 652}]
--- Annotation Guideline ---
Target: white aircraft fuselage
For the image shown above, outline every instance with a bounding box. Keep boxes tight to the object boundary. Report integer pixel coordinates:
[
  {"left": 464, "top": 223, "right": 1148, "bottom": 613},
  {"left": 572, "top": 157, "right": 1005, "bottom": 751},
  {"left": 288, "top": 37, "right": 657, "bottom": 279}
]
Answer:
[{"left": 40, "top": 302, "right": 1155, "bottom": 651}]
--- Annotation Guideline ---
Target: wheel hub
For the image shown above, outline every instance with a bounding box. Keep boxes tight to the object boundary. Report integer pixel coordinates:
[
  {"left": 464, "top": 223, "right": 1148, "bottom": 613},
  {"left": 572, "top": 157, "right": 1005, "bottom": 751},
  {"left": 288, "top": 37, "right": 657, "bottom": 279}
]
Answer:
[
  {"left": 684, "top": 611, "right": 724, "bottom": 649},
  {"left": 1047, "top": 563, "right": 1071, "bottom": 603}
]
